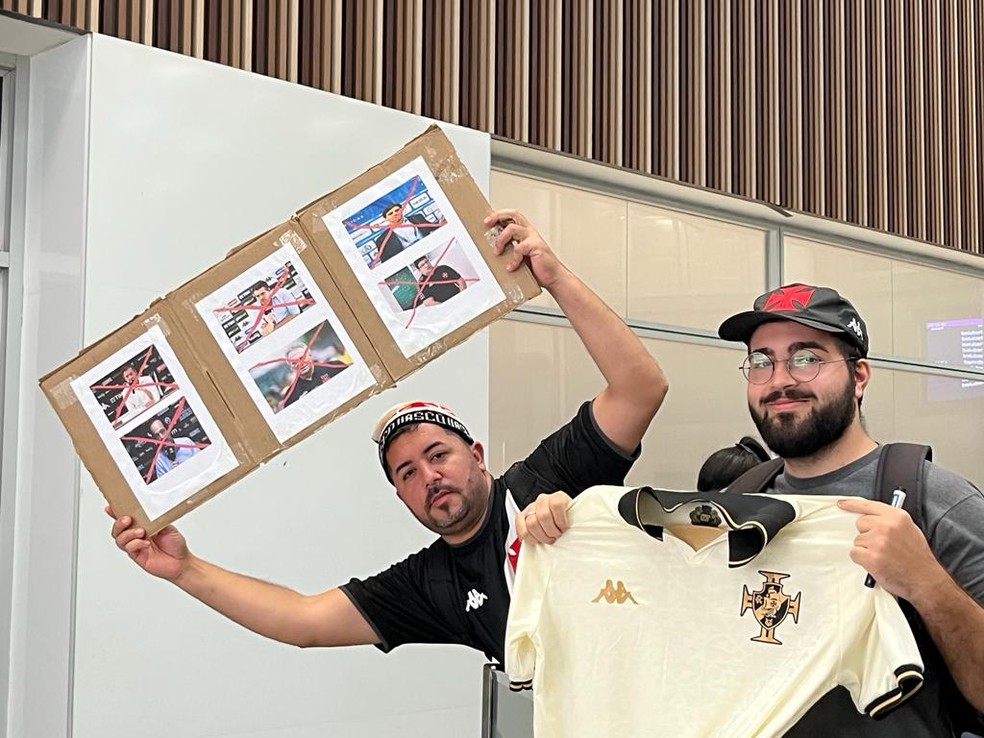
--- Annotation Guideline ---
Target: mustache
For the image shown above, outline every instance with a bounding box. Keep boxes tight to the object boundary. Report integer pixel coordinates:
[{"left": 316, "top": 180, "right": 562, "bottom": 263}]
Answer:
[
  {"left": 426, "top": 483, "right": 460, "bottom": 506},
  {"left": 761, "top": 388, "right": 815, "bottom": 404}
]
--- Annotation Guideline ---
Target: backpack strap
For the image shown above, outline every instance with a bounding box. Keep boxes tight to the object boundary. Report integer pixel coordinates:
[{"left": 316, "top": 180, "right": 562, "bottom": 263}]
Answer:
[
  {"left": 723, "top": 457, "right": 785, "bottom": 495},
  {"left": 873, "top": 442, "right": 932, "bottom": 532}
]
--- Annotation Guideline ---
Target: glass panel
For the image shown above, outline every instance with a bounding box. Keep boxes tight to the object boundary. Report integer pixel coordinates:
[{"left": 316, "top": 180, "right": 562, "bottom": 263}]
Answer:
[
  {"left": 489, "top": 170, "right": 627, "bottom": 316},
  {"left": 626, "top": 202, "right": 768, "bottom": 331},
  {"left": 488, "top": 320, "right": 755, "bottom": 491},
  {"left": 863, "top": 365, "right": 984, "bottom": 485},
  {"left": 786, "top": 235, "right": 984, "bottom": 370}
]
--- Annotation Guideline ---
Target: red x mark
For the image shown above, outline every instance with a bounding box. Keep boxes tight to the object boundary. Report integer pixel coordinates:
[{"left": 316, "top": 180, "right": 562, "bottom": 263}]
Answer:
[
  {"left": 121, "top": 397, "right": 209, "bottom": 483},
  {"left": 379, "top": 238, "right": 476, "bottom": 328},
  {"left": 249, "top": 321, "right": 349, "bottom": 411},
  {"left": 90, "top": 346, "right": 178, "bottom": 423},
  {"left": 212, "top": 268, "right": 315, "bottom": 337},
  {"left": 345, "top": 178, "right": 448, "bottom": 268}
]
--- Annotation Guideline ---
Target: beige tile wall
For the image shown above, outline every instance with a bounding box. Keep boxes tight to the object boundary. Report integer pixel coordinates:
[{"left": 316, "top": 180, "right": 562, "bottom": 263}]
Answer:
[{"left": 489, "top": 172, "right": 984, "bottom": 489}]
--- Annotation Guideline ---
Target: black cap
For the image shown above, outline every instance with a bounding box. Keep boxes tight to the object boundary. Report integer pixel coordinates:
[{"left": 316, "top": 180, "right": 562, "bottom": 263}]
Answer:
[{"left": 718, "top": 283, "right": 868, "bottom": 356}]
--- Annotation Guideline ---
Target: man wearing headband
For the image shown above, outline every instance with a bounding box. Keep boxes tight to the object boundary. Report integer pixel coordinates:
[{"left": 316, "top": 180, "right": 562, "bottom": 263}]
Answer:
[
  {"left": 718, "top": 283, "right": 984, "bottom": 734},
  {"left": 109, "top": 209, "right": 668, "bottom": 665}
]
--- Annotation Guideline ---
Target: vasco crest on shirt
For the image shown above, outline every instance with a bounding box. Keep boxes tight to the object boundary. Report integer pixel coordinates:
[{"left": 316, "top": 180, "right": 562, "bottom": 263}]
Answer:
[{"left": 740, "top": 571, "right": 801, "bottom": 645}]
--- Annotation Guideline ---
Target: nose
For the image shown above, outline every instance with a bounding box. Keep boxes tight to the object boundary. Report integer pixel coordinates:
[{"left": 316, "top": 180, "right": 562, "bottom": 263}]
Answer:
[
  {"left": 420, "top": 461, "right": 442, "bottom": 486},
  {"left": 767, "top": 358, "right": 798, "bottom": 389}
]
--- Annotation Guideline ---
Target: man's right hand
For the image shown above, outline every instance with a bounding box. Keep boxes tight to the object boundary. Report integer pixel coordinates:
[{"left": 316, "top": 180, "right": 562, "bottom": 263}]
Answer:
[{"left": 108, "top": 506, "right": 189, "bottom": 582}]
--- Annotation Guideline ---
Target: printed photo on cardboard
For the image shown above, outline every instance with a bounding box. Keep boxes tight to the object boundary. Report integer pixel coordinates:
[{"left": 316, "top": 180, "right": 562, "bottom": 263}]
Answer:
[
  {"left": 87, "top": 345, "right": 179, "bottom": 428},
  {"left": 377, "top": 239, "right": 480, "bottom": 323},
  {"left": 340, "top": 174, "right": 447, "bottom": 270},
  {"left": 322, "top": 158, "right": 505, "bottom": 358},
  {"left": 248, "top": 319, "right": 353, "bottom": 413},
  {"left": 70, "top": 324, "right": 239, "bottom": 521},
  {"left": 208, "top": 258, "right": 316, "bottom": 354},
  {"left": 196, "top": 235, "right": 378, "bottom": 443},
  {"left": 120, "top": 398, "right": 211, "bottom": 483}
]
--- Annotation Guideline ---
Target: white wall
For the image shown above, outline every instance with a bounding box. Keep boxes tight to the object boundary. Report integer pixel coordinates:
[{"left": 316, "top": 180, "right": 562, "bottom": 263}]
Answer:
[{"left": 16, "top": 33, "right": 490, "bottom": 738}]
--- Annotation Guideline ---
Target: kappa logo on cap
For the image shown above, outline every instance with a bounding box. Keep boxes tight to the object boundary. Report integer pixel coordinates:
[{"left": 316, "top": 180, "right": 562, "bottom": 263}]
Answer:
[
  {"left": 762, "top": 285, "right": 816, "bottom": 313},
  {"left": 847, "top": 317, "right": 864, "bottom": 340}
]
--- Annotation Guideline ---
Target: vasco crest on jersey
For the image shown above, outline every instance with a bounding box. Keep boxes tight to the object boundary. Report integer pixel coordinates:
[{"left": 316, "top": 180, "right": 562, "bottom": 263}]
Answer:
[
  {"left": 689, "top": 503, "right": 722, "bottom": 527},
  {"left": 740, "top": 571, "right": 801, "bottom": 645}
]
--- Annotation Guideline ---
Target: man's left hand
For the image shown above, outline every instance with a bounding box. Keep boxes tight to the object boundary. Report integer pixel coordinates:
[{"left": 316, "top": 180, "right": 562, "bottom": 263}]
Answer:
[
  {"left": 484, "top": 210, "right": 570, "bottom": 290},
  {"left": 837, "top": 497, "right": 947, "bottom": 600},
  {"left": 517, "top": 491, "right": 572, "bottom": 544}
]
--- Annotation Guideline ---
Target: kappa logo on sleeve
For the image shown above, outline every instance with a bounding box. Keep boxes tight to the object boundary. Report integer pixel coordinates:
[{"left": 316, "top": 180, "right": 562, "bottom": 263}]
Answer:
[
  {"left": 592, "top": 579, "right": 638, "bottom": 605},
  {"left": 740, "top": 571, "right": 801, "bottom": 645}
]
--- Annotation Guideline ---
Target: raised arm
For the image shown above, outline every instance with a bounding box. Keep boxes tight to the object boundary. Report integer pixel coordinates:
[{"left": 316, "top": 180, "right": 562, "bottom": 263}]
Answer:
[
  {"left": 485, "top": 209, "right": 668, "bottom": 455},
  {"left": 109, "top": 508, "right": 378, "bottom": 648}
]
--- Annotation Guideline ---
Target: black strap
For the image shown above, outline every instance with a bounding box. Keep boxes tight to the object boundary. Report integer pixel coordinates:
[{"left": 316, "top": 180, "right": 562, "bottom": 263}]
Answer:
[
  {"left": 872, "top": 442, "right": 932, "bottom": 532},
  {"left": 722, "top": 457, "right": 785, "bottom": 495}
]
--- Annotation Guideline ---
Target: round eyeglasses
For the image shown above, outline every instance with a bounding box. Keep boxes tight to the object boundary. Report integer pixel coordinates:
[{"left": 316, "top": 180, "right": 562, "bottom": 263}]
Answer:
[{"left": 740, "top": 350, "right": 856, "bottom": 385}]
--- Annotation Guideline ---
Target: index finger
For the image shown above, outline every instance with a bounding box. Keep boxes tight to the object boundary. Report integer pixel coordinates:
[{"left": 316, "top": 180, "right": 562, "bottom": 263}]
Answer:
[
  {"left": 836, "top": 498, "right": 888, "bottom": 514},
  {"left": 484, "top": 209, "right": 525, "bottom": 229}
]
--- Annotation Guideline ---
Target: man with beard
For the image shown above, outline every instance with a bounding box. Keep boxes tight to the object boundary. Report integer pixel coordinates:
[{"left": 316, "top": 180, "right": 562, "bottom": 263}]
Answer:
[
  {"left": 718, "top": 283, "right": 984, "bottom": 736},
  {"left": 108, "top": 209, "right": 668, "bottom": 665}
]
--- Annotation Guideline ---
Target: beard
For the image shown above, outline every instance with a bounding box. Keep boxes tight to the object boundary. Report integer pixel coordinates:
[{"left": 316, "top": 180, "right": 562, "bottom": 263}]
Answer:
[
  {"left": 418, "top": 468, "right": 488, "bottom": 536},
  {"left": 749, "top": 379, "right": 858, "bottom": 460}
]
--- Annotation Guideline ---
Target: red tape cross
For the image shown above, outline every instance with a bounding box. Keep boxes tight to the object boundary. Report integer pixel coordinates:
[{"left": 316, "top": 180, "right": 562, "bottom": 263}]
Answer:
[
  {"left": 90, "top": 347, "right": 178, "bottom": 423},
  {"left": 212, "top": 268, "right": 315, "bottom": 336},
  {"left": 249, "top": 322, "right": 348, "bottom": 411},
  {"left": 378, "top": 238, "right": 469, "bottom": 328},
  {"left": 120, "top": 397, "right": 209, "bottom": 483},
  {"left": 344, "top": 179, "right": 447, "bottom": 268}
]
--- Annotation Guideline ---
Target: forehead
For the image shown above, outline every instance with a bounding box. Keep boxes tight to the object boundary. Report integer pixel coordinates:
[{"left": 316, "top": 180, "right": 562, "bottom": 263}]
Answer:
[
  {"left": 384, "top": 423, "right": 464, "bottom": 462},
  {"left": 749, "top": 320, "right": 836, "bottom": 352}
]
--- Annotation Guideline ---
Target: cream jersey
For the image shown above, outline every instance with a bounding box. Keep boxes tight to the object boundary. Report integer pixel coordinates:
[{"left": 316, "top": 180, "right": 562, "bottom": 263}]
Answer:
[{"left": 505, "top": 486, "right": 924, "bottom": 738}]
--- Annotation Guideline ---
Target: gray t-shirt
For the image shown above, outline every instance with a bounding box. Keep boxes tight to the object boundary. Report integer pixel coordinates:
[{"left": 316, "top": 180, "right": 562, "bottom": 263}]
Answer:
[{"left": 772, "top": 445, "right": 984, "bottom": 604}]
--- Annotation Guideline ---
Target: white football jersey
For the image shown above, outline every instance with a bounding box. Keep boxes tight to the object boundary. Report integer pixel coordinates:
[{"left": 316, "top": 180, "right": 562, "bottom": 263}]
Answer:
[{"left": 505, "top": 487, "right": 924, "bottom": 738}]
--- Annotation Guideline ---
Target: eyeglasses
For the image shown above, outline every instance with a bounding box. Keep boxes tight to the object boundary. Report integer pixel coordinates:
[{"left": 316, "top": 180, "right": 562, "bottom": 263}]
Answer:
[{"left": 740, "top": 350, "right": 856, "bottom": 385}]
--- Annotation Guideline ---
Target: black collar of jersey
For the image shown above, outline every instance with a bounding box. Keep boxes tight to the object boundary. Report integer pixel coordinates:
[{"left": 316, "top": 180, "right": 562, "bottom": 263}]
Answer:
[{"left": 617, "top": 487, "right": 796, "bottom": 567}]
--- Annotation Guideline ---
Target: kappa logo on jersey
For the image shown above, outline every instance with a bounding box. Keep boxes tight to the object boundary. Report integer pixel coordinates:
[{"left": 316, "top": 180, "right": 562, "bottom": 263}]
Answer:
[
  {"left": 465, "top": 589, "right": 488, "bottom": 612},
  {"left": 740, "top": 571, "right": 801, "bottom": 645},
  {"left": 592, "top": 579, "right": 638, "bottom": 605},
  {"left": 689, "top": 503, "right": 722, "bottom": 527}
]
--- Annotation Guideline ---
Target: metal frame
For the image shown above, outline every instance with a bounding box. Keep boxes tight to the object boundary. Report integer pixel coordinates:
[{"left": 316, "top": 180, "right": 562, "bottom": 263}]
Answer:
[{"left": 0, "top": 57, "right": 19, "bottom": 738}]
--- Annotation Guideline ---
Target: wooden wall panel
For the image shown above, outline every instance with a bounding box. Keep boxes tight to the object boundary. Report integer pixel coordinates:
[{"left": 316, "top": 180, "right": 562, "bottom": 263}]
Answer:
[{"left": 6, "top": 0, "right": 984, "bottom": 253}]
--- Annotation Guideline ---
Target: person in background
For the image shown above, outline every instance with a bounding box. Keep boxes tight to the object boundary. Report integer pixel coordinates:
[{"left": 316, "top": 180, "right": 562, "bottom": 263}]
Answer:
[{"left": 696, "top": 436, "right": 770, "bottom": 492}]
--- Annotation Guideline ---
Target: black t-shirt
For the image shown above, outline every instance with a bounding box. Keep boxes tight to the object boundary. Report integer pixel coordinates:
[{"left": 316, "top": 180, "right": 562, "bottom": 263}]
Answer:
[
  {"left": 420, "top": 266, "right": 463, "bottom": 304},
  {"left": 340, "top": 401, "right": 637, "bottom": 663},
  {"left": 282, "top": 363, "right": 347, "bottom": 408}
]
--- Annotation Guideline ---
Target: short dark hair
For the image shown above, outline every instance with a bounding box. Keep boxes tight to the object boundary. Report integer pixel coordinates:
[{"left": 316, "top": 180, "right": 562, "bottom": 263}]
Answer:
[
  {"left": 382, "top": 202, "right": 401, "bottom": 216},
  {"left": 697, "top": 436, "right": 771, "bottom": 492},
  {"left": 381, "top": 422, "right": 472, "bottom": 480},
  {"left": 251, "top": 281, "right": 269, "bottom": 293},
  {"left": 414, "top": 255, "right": 430, "bottom": 269},
  {"left": 830, "top": 334, "right": 865, "bottom": 410}
]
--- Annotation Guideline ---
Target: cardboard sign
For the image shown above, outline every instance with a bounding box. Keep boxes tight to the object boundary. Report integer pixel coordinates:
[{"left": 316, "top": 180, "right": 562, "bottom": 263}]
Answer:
[
  {"left": 296, "top": 125, "right": 540, "bottom": 380},
  {"left": 39, "top": 125, "right": 540, "bottom": 534}
]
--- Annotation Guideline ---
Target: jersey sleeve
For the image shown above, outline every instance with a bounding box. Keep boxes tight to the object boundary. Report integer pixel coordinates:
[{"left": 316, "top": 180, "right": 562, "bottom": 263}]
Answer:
[
  {"left": 504, "top": 542, "right": 552, "bottom": 691},
  {"left": 502, "top": 400, "right": 638, "bottom": 509},
  {"left": 340, "top": 545, "right": 468, "bottom": 653},
  {"left": 838, "top": 587, "right": 925, "bottom": 718}
]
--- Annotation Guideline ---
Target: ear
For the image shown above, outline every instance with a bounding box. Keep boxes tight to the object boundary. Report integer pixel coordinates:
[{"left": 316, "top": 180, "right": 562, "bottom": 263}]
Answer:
[
  {"left": 853, "top": 358, "right": 871, "bottom": 399},
  {"left": 470, "top": 440, "right": 487, "bottom": 471}
]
